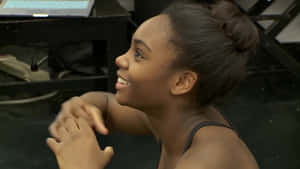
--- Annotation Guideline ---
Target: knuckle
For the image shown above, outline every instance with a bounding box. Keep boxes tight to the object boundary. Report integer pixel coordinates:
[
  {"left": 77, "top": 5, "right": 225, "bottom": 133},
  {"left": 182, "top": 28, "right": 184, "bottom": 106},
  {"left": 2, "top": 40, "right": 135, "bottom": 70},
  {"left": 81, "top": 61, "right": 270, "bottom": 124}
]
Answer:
[
  {"left": 49, "top": 124, "right": 56, "bottom": 135},
  {"left": 56, "top": 114, "right": 65, "bottom": 121},
  {"left": 61, "top": 102, "right": 69, "bottom": 110},
  {"left": 48, "top": 124, "right": 53, "bottom": 132},
  {"left": 71, "top": 96, "right": 82, "bottom": 103},
  {"left": 61, "top": 96, "right": 80, "bottom": 109},
  {"left": 88, "top": 104, "right": 101, "bottom": 114}
]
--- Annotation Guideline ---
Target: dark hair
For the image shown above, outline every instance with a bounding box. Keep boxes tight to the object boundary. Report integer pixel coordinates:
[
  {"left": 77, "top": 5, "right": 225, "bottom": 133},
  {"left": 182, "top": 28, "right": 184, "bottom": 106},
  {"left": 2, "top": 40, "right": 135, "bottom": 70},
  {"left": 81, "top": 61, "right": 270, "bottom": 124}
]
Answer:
[{"left": 162, "top": 0, "right": 259, "bottom": 106}]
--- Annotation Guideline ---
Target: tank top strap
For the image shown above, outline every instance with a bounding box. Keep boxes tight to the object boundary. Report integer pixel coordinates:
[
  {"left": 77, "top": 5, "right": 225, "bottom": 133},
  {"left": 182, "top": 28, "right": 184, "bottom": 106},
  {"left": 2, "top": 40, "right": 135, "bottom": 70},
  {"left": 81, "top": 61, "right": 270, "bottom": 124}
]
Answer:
[{"left": 182, "top": 121, "right": 234, "bottom": 154}]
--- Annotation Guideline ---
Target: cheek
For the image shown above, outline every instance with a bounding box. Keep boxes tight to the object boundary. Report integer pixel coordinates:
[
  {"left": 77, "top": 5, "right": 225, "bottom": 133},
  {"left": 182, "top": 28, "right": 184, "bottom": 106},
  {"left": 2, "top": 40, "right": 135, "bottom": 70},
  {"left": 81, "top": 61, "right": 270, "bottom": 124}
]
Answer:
[
  {"left": 129, "top": 66, "right": 171, "bottom": 97},
  {"left": 130, "top": 64, "right": 168, "bottom": 85}
]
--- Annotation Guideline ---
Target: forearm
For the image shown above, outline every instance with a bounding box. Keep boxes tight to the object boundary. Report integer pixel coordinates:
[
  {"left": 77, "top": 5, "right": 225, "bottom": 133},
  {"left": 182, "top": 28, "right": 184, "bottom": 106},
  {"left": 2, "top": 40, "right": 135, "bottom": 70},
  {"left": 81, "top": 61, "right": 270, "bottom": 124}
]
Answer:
[
  {"left": 80, "top": 91, "right": 115, "bottom": 130},
  {"left": 80, "top": 91, "right": 152, "bottom": 135},
  {"left": 80, "top": 91, "right": 111, "bottom": 112}
]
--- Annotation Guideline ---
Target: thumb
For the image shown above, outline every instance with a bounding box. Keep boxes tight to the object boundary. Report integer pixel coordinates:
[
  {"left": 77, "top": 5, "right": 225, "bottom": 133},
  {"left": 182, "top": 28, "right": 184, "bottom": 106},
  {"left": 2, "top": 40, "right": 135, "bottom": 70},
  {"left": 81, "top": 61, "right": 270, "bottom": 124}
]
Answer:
[
  {"left": 84, "top": 105, "right": 109, "bottom": 135},
  {"left": 103, "top": 146, "right": 114, "bottom": 161},
  {"left": 46, "top": 138, "right": 60, "bottom": 154}
]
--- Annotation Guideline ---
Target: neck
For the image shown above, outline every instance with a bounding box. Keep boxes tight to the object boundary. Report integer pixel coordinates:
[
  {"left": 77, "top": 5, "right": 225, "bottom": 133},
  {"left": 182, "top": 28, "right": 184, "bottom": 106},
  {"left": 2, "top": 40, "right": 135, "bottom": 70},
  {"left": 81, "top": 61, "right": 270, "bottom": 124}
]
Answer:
[{"left": 142, "top": 102, "right": 212, "bottom": 156}]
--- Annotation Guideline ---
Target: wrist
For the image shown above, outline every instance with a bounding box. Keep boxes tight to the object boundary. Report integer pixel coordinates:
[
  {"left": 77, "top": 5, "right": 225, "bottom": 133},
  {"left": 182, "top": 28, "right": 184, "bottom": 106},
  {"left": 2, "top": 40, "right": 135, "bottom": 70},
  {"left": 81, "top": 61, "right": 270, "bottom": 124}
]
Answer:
[
  {"left": 80, "top": 92, "right": 104, "bottom": 110},
  {"left": 102, "top": 94, "right": 109, "bottom": 121},
  {"left": 79, "top": 92, "right": 93, "bottom": 103}
]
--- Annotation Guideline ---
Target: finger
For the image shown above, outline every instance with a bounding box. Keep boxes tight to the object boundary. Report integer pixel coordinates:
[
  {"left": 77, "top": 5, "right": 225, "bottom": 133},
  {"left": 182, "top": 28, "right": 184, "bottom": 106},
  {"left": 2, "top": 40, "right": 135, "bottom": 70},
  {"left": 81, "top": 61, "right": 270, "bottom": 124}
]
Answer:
[
  {"left": 83, "top": 105, "right": 109, "bottom": 135},
  {"left": 54, "top": 111, "right": 71, "bottom": 130},
  {"left": 76, "top": 117, "right": 93, "bottom": 133},
  {"left": 64, "top": 117, "right": 79, "bottom": 133},
  {"left": 59, "top": 107, "right": 91, "bottom": 128},
  {"left": 71, "top": 96, "right": 85, "bottom": 106},
  {"left": 49, "top": 98, "right": 78, "bottom": 138},
  {"left": 49, "top": 113, "right": 72, "bottom": 138},
  {"left": 46, "top": 138, "right": 61, "bottom": 154},
  {"left": 103, "top": 146, "right": 114, "bottom": 163},
  {"left": 55, "top": 113, "right": 65, "bottom": 122},
  {"left": 68, "top": 97, "right": 85, "bottom": 118},
  {"left": 58, "top": 108, "right": 92, "bottom": 130},
  {"left": 71, "top": 107, "right": 92, "bottom": 123},
  {"left": 49, "top": 111, "right": 66, "bottom": 138},
  {"left": 57, "top": 125, "right": 68, "bottom": 141},
  {"left": 58, "top": 101, "right": 73, "bottom": 118},
  {"left": 59, "top": 97, "right": 83, "bottom": 119},
  {"left": 49, "top": 122, "right": 60, "bottom": 139}
]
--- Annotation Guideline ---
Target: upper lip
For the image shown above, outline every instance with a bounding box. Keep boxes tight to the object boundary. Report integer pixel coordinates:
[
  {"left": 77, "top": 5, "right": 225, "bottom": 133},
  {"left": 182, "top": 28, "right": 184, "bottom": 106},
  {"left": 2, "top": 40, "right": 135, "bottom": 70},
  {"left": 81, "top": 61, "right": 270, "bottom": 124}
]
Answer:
[{"left": 117, "top": 71, "right": 128, "bottom": 81}]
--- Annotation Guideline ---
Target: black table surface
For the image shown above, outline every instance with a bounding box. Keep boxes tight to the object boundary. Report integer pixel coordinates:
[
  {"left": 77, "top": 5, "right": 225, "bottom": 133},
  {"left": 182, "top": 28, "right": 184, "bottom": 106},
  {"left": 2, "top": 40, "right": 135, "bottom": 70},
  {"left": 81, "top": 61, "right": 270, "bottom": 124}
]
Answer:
[
  {"left": 0, "top": 0, "right": 130, "bottom": 44},
  {"left": 0, "top": 0, "right": 129, "bottom": 19}
]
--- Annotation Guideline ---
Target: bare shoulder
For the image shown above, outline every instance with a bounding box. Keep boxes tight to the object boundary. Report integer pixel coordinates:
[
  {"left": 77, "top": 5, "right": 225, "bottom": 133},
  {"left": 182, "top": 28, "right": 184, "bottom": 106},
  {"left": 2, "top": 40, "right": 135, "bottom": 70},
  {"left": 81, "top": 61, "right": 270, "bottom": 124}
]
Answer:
[{"left": 175, "top": 126, "right": 259, "bottom": 169}]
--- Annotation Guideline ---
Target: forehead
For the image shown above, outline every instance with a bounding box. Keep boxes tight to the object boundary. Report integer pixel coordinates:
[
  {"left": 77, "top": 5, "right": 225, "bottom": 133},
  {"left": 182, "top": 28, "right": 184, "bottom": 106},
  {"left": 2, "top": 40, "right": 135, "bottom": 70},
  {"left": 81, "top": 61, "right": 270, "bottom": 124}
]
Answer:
[{"left": 133, "top": 15, "right": 173, "bottom": 51}]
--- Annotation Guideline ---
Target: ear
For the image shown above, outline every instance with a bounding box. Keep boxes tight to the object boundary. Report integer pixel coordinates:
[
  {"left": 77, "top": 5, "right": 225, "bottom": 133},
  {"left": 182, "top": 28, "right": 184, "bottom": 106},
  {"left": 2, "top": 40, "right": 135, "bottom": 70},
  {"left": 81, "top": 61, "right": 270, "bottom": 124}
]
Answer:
[{"left": 170, "top": 71, "right": 198, "bottom": 95}]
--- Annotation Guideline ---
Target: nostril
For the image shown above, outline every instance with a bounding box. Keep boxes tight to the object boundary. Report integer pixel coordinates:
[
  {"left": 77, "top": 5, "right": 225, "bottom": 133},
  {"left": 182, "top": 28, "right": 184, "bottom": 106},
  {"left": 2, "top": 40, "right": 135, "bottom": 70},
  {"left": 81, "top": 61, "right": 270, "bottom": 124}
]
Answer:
[{"left": 115, "top": 54, "right": 128, "bottom": 69}]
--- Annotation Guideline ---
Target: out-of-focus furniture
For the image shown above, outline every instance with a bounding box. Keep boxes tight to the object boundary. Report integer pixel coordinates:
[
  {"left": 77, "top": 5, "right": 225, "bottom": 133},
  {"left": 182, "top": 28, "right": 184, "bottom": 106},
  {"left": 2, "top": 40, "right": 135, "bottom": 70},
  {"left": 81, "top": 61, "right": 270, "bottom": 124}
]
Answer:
[{"left": 0, "top": 0, "right": 130, "bottom": 94}]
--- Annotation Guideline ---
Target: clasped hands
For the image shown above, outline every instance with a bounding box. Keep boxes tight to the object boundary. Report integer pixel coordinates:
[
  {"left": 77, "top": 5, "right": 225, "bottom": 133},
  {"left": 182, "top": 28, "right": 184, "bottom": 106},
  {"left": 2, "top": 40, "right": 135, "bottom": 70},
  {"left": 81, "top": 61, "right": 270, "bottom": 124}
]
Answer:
[{"left": 47, "top": 97, "right": 114, "bottom": 169}]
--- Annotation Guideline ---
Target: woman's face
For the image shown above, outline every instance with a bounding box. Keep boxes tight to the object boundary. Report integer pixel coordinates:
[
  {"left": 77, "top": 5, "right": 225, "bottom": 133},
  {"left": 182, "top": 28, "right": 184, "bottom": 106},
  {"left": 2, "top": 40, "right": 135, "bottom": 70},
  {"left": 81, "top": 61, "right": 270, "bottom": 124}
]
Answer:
[{"left": 115, "top": 14, "right": 178, "bottom": 109}]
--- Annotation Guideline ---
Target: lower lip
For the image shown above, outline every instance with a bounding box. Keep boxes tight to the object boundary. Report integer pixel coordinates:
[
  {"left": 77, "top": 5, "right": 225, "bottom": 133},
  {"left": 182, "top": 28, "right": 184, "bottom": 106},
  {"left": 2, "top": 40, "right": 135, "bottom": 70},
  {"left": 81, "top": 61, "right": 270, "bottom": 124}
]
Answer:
[{"left": 115, "top": 82, "right": 128, "bottom": 90}]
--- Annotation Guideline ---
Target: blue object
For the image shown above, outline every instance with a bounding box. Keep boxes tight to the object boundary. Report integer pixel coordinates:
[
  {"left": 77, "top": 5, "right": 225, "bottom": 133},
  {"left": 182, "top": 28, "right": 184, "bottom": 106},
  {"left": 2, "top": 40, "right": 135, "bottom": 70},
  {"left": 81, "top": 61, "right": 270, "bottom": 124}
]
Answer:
[{"left": 3, "top": 0, "right": 89, "bottom": 9}]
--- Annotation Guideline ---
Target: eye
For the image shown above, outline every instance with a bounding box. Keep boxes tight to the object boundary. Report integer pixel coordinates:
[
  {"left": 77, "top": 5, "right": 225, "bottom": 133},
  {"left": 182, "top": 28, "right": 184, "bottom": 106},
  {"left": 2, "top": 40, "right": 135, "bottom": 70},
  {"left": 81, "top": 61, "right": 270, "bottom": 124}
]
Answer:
[{"left": 134, "top": 48, "right": 144, "bottom": 61}]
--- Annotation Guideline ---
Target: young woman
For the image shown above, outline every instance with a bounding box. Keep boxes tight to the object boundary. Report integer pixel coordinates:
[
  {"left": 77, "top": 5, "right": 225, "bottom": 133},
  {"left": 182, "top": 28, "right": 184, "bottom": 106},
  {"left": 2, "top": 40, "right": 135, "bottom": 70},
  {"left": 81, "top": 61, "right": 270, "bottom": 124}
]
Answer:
[{"left": 47, "top": 0, "right": 260, "bottom": 169}]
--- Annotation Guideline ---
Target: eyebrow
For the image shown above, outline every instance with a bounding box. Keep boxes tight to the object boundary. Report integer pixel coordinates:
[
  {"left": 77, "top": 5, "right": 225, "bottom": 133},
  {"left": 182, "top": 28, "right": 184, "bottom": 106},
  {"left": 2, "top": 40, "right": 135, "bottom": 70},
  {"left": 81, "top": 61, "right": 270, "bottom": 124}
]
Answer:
[{"left": 133, "top": 39, "right": 152, "bottom": 52}]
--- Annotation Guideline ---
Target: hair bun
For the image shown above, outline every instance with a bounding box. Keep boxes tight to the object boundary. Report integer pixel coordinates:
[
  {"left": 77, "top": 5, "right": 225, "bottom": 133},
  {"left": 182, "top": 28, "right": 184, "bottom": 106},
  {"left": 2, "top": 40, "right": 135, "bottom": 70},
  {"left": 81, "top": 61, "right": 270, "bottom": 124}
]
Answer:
[
  {"left": 182, "top": 0, "right": 216, "bottom": 4},
  {"left": 211, "top": 1, "right": 259, "bottom": 52},
  {"left": 195, "top": 0, "right": 216, "bottom": 2}
]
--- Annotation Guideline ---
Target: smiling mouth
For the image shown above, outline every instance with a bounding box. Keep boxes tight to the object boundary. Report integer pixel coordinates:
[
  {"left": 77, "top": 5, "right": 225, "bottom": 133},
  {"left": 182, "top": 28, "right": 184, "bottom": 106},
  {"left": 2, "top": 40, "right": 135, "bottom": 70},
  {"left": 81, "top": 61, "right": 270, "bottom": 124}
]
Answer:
[{"left": 117, "top": 76, "right": 130, "bottom": 85}]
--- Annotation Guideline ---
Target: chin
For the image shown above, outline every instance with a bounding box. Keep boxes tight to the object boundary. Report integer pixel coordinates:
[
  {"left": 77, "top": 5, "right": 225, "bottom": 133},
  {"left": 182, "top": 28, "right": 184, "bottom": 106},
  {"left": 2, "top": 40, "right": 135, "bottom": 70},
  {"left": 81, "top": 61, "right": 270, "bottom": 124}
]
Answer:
[
  {"left": 116, "top": 92, "right": 141, "bottom": 109},
  {"left": 115, "top": 92, "right": 132, "bottom": 107},
  {"left": 115, "top": 92, "right": 126, "bottom": 104}
]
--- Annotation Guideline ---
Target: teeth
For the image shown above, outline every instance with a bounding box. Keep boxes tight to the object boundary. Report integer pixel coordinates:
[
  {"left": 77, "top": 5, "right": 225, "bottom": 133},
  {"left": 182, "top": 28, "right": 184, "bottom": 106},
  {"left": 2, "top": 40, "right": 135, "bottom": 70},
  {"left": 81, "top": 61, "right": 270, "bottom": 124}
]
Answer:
[{"left": 118, "top": 77, "right": 128, "bottom": 85}]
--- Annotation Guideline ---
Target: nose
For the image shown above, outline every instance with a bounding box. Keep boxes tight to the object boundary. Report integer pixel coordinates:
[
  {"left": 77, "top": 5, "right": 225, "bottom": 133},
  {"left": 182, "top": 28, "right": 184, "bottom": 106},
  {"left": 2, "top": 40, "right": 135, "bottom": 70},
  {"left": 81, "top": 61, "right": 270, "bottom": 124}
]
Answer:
[{"left": 115, "top": 52, "right": 129, "bottom": 69}]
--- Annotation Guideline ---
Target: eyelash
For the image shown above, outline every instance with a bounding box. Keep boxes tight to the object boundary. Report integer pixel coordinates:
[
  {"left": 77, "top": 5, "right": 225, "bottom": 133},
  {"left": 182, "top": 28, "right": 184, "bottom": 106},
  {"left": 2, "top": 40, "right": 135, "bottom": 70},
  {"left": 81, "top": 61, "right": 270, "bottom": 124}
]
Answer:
[{"left": 134, "top": 48, "right": 144, "bottom": 61}]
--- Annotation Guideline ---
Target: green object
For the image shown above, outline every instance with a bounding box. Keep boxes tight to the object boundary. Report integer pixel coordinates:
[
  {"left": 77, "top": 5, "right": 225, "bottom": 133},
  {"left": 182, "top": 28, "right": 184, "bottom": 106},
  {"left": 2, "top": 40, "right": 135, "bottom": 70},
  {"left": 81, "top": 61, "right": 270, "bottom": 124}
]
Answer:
[{"left": 0, "top": 54, "right": 50, "bottom": 82}]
